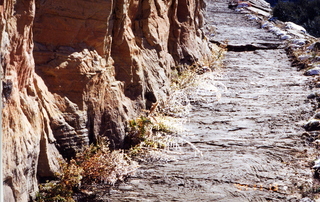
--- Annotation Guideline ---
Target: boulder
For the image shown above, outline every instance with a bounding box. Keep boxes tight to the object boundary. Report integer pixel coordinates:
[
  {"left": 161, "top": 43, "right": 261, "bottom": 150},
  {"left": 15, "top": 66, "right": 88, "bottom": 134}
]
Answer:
[{"left": 285, "top": 22, "right": 307, "bottom": 33}]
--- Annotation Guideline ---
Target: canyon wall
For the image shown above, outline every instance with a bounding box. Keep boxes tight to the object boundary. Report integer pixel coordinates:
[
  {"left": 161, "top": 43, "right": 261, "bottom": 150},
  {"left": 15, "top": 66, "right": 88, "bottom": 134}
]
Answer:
[{"left": 0, "top": 0, "right": 210, "bottom": 200}]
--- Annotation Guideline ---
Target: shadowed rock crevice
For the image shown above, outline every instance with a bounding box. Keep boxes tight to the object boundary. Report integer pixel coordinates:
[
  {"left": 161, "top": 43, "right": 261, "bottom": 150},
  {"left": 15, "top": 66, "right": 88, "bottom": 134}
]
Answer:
[
  {"left": 2, "top": 80, "right": 13, "bottom": 100},
  {"left": 210, "top": 40, "right": 285, "bottom": 51},
  {"left": 225, "top": 42, "right": 285, "bottom": 51}
]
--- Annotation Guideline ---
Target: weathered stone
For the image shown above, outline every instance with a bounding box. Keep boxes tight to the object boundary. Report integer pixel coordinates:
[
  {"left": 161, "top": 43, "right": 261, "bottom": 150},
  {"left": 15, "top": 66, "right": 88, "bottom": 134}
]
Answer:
[
  {"left": 299, "top": 197, "right": 315, "bottom": 202},
  {"left": 1, "top": 0, "right": 64, "bottom": 200},
  {"left": 307, "top": 42, "right": 320, "bottom": 52},
  {"left": 281, "top": 35, "right": 292, "bottom": 40},
  {"left": 285, "top": 22, "right": 307, "bottom": 34},
  {"left": 298, "top": 54, "right": 312, "bottom": 61},
  {"left": 303, "top": 119, "right": 320, "bottom": 131},
  {"left": 315, "top": 112, "right": 320, "bottom": 119},
  {"left": 305, "top": 68, "right": 320, "bottom": 76},
  {"left": 1, "top": 0, "right": 211, "bottom": 200},
  {"left": 307, "top": 93, "right": 317, "bottom": 99}
]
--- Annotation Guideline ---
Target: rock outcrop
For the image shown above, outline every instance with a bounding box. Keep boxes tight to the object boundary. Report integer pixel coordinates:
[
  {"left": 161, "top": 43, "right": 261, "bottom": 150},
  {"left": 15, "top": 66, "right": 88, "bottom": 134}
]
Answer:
[{"left": 1, "top": 0, "right": 210, "bottom": 200}]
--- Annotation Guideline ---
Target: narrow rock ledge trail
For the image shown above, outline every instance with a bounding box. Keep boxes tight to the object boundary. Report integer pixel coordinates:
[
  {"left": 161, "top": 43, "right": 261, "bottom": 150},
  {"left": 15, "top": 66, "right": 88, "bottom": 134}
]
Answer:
[{"left": 102, "top": 1, "right": 319, "bottom": 201}]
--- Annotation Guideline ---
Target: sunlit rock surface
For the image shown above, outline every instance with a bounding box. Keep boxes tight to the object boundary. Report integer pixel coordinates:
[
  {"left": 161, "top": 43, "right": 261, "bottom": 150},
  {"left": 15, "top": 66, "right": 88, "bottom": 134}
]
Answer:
[{"left": 1, "top": 0, "right": 210, "bottom": 200}]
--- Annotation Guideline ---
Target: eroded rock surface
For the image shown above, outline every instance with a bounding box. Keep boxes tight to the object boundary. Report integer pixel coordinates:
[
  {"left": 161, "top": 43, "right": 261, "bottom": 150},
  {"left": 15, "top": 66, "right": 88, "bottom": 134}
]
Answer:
[{"left": 1, "top": 0, "right": 210, "bottom": 200}]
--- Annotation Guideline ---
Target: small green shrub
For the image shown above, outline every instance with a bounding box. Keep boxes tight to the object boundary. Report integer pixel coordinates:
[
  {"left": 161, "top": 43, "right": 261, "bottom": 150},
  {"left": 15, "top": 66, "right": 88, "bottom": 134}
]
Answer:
[
  {"left": 124, "top": 116, "right": 153, "bottom": 149},
  {"left": 125, "top": 113, "right": 177, "bottom": 158},
  {"left": 171, "top": 69, "right": 197, "bottom": 91},
  {"left": 36, "top": 159, "right": 82, "bottom": 202}
]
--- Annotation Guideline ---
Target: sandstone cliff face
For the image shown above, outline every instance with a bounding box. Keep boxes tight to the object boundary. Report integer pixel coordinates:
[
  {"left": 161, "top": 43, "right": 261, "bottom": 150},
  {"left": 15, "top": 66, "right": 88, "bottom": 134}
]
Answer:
[
  {"left": 1, "top": 0, "right": 210, "bottom": 200},
  {"left": 1, "top": 1, "right": 63, "bottom": 201}
]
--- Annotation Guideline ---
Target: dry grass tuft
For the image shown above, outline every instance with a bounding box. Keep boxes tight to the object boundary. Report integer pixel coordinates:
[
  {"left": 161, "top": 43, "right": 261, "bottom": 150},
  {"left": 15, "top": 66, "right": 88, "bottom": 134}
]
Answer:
[
  {"left": 76, "top": 141, "right": 138, "bottom": 185},
  {"left": 36, "top": 138, "right": 138, "bottom": 201},
  {"left": 126, "top": 44, "right": 226, "bottom": 161}
]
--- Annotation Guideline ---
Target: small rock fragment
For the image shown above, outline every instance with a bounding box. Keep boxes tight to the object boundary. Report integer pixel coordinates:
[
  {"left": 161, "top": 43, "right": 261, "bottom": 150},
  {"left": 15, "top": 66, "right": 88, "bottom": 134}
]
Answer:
[
  {"left": 303, "top": 119, "right": 320, "bottom": 131},
  {"left": 289, "top": 44, "right": 303, "bottom": 49},
  {"left": 307, "top": 42, "right": 320, "bottom": 52},
  {"left": 118, "top": 185, "right": 134, "bottom": 191},
  {"left": 268, "top": 27, "right": 281, "bottom": 33},
  {"left": 307, "top": 93, "right": 316, "bottom": 99},
  {"left": 275, "top": 30, "right": 286, "bottom": 36},
  {"left": 299, "top": 197, "right": 315, "bottom": 202},
  {"left": 268, "top": 17, "right": 278, "bottom": 22},
  {"left": 298, "top": 55, "right": 311, "bottom": 61},
  {"left": 315, "top": 112, "right": 320, "bottom": 119},
  {"left": 315, "top": 82, "right": 320, "bottom": 88},
  {"left": 301, "top": 132, "right": 311, "bottom": 139},
  {"left": 305, "top": 68, "right": 320, "bottom": 76},
  {"left": 291, "top": 39, "right": 307, "bottom": 46},
  {"left": 237, "top": 2, "right": 251, "bottom": 8},
  {"left": 281, "top": 35, "right": 291, "bottom": 40},
  {"left": 245, "top": 14, "right": 258, "bottom": 20},
  {"left": 130, "top": 180, "right": 140, "bottom": 185},
  {"left": 261, "top": 21, "right": 271, "bottom": 29},
  {"left": 313, "top": 159, "right": 320, "bottom": 169}
]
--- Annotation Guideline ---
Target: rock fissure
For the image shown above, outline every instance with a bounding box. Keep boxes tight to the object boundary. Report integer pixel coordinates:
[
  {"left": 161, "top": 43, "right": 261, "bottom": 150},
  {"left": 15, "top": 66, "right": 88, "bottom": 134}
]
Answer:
[
  {"left": 225, "top": 43, "right": 284, "bottom": 52},
  {"left": 210, "top": 40, "right": 285, "bottom": 52}
]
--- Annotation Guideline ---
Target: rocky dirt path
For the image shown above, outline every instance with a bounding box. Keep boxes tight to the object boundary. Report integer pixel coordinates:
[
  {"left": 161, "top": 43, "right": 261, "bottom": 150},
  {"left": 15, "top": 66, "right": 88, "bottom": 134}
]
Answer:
[{"left": 98, "top": 1, "right": 319, "bottom": 201}]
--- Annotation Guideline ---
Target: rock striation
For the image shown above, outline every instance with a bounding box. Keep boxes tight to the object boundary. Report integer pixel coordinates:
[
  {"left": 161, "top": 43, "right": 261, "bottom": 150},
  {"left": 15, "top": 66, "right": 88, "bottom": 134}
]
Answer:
[{"left": 1, "top": 0, "right": 210, "bottom": 200}]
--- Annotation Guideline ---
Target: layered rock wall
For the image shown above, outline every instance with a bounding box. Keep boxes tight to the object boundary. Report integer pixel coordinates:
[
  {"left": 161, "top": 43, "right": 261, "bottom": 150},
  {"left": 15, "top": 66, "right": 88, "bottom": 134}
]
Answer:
[
  {"left": 1, "top": 1, "right": 63, "bottom": 201},
  {"left": 1, "top": 0, "right": 210, "bottom": 200}
]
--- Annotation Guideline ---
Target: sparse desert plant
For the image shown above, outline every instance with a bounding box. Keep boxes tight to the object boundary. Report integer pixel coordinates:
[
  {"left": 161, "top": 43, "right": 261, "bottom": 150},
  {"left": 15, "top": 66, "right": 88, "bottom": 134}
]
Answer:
[
  {"left": 76, "top": 140, "right": 138, "bottom": 185},
  {"left": 162, "top": 44, "right": 225, "bottom": 117},
  {"left": 162, "top": 70, "right": 225, "bottom": 118},
  {"left": 127, "top": 44, "right": 225, "bottom": 160},
  {"left": 125, "top": 44, "right": 225, "bottom": 159},
  {"left": 127, "top": 113, "right": 203, "bottom": 161},
  {"left": 124, "top": 116, "right": 154, "bottom": 148},
  {"left": 171, "top": 68, "right": 198, "bottom": 91},
  {"left": 36, "top": 159, "right": 82, "bottom": 202},
  {"left": 37, "top": 138, "right": 138, "bottom": 201}
]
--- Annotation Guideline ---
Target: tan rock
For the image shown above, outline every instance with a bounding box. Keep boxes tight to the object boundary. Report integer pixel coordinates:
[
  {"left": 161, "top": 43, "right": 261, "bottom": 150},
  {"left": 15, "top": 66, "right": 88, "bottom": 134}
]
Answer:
[{"left": 1, "top": 0, "right": 210, "bottom": 200}]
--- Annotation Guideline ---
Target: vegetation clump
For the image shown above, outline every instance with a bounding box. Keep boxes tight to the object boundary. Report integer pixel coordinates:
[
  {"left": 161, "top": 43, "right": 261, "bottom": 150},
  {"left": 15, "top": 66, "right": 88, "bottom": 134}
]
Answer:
[
  {"left": 36, "top": 160, "right": 82, "bottom": 202},
  {"left": 36, "top": 139, "right": 138, "bottom": 202}
]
